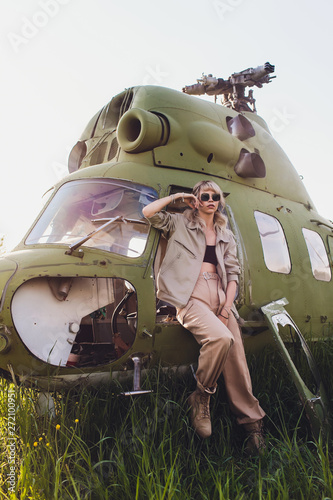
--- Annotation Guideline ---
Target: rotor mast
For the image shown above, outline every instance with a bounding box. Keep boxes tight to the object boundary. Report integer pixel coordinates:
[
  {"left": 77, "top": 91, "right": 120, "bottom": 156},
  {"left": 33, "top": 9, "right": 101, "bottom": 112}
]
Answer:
[{"left": 183, "top": 62, "right": 275, "bottom": 113}]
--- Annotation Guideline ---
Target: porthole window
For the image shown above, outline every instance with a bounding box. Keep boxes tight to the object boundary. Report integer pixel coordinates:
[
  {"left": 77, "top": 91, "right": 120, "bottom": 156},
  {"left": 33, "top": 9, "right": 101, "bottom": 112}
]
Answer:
[
  {"left": 254, "top": 211, "right": 291, "bottom": 274},
  {"left": 302, "top": 228, "right": 331, "bottom": 282}
]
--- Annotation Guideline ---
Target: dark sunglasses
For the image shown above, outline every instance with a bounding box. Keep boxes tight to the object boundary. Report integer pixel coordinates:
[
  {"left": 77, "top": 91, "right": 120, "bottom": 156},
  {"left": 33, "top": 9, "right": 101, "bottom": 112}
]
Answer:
[{"left": 200, "top": 193, "right": 221, "bottom": 202}]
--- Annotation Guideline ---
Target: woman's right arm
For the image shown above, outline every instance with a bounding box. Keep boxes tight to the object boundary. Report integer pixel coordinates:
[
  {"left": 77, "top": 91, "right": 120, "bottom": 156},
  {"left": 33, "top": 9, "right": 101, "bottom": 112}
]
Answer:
[{"left": 142, "top": 192, "right": 198, "bottom": 218}]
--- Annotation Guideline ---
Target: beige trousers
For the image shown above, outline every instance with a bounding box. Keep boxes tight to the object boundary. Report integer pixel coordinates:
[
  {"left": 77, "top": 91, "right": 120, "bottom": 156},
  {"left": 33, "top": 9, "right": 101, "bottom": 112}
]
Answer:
[{"left": 176, "top": 273, "right": 265, "bottom": 425}]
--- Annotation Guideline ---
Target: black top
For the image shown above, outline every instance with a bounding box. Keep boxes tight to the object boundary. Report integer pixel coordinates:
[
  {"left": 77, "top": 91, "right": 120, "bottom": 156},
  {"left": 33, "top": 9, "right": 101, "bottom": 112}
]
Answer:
[{"left": 203, "top": 245, "right": 218, "bottom": 266}]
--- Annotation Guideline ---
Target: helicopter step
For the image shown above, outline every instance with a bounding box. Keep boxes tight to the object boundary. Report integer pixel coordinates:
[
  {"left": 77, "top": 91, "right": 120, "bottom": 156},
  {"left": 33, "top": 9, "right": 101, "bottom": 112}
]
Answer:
[
  {"left": 120, "top": 355, "right": 154, "bottom": 397},
  {"left": 261, "top": 298, "right": 330, "bottom": 440},
  {"left": 36, "top": 392, "right": 56, "bottom": 418}
]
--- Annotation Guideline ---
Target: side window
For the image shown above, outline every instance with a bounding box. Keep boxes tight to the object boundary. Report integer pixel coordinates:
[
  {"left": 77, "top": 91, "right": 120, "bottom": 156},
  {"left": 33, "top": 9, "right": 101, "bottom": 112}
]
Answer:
[
  {"left": 302, "top": 228, "right": 331, "bottom": 282},
  {"left": 254, "top": 211, "right": 291, "bottom": 274}
]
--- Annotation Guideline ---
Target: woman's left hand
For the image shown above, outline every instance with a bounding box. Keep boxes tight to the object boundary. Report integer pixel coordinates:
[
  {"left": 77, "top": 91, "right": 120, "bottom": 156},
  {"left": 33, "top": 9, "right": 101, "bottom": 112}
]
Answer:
[
  {"left": 218, "top": 314, "right": 229, "bottom": 326},
  {"left": 218, "top": 305, "right": 232, "bottom": 326}
]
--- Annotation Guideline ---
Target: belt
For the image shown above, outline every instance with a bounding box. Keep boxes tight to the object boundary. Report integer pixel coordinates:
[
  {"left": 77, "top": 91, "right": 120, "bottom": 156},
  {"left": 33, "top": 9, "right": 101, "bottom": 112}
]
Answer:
[{"left": 202, "top": 272, "right": 218, "bottom": 280}]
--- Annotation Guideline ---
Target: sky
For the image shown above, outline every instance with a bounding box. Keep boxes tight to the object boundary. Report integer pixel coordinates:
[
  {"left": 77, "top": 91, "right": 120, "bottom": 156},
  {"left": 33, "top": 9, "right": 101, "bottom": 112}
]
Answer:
[{"left": 1, "top": 0, "right": 333, "bottom": 251}]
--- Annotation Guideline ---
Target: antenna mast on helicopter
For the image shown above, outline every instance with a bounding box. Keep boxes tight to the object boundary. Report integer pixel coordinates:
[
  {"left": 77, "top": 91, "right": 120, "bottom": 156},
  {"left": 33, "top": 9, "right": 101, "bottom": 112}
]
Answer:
[{"left": 183, "top": 62, "right": 275, "bottom": 113}]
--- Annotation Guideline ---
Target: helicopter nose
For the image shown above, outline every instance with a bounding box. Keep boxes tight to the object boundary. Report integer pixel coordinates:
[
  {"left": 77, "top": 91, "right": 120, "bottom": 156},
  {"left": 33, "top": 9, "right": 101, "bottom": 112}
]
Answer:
[{"left": 0, "top": 256, "right": 18, "bottom": 354}]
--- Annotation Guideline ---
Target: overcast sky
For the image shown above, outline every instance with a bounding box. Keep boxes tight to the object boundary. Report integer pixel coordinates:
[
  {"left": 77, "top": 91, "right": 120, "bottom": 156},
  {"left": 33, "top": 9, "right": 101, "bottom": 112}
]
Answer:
[{"left": 1, "top": 0, "right": 332, "bottom": 250}]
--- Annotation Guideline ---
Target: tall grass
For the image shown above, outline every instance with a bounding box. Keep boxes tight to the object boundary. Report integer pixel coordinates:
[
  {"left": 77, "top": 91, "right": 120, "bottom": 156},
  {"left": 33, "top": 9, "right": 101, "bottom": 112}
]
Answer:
[{"left": 1, "top": 340, "right": 333, "bottom": 499}]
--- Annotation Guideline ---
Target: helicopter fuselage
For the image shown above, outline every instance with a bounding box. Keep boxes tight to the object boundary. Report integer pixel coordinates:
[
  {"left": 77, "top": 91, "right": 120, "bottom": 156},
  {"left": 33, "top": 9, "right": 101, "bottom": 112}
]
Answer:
[{"left": 0, "top": 85, "right": 332, "bottom": 390}]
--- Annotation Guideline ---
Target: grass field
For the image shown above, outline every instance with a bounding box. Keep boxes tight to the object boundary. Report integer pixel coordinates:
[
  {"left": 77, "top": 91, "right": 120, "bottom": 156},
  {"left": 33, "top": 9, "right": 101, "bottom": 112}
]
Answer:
[{"left": 1, "top": 340, "right": 333, "bottom": 499}]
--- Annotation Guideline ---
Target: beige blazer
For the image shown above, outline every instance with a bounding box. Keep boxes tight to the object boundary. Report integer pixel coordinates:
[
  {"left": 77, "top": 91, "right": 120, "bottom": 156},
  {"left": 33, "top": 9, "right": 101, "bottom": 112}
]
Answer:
[{"left": 146, "top": 211, "right": 240, "bottom": 310}]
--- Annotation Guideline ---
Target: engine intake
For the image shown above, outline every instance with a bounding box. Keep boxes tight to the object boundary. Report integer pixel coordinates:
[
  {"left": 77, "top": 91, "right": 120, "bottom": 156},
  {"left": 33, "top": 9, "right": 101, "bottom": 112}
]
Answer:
[{"left": 117, "top": 108, "right": 169, "bottom": 153}]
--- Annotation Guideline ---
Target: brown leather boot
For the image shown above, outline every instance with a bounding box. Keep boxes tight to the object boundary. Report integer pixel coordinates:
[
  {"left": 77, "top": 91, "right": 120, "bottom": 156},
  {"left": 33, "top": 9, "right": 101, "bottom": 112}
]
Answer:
[
  {"left": 243, "top": 420, "right": 266, "bottom": 455},
  {"left": 188, "top": 389, "right": 212, "bottom": 438}
]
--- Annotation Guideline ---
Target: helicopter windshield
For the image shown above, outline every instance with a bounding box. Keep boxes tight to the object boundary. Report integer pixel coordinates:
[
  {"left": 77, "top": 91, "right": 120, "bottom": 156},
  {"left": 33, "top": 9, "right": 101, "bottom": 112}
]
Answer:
[{"left": 26, "top": 179, "right": 158, "bottom": 258}]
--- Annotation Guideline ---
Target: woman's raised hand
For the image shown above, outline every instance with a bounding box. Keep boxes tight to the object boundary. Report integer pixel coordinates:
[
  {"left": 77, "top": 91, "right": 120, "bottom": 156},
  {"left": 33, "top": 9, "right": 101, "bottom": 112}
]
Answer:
[{"left": 181, "top": 193, "right": 201, "bottom": 209}]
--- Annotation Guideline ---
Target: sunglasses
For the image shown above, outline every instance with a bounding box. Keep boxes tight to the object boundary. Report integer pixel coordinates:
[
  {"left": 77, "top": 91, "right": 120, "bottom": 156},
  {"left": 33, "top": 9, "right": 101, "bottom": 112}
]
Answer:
[{"left": 200, "top": 193, "right": 221, "bottom": 202}]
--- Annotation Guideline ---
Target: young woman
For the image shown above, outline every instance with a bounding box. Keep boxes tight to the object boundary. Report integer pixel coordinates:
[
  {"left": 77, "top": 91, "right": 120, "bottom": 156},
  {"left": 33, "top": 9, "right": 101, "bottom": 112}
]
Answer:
[{"left": 142, "top": 180, "right": 265, "bottom": 453}]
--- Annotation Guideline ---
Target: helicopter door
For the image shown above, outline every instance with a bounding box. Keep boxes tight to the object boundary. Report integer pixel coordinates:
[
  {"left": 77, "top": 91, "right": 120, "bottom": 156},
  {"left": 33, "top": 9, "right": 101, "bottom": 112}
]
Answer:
[{"left": 261, "top": 298, "right": 330, "bottom": 439}]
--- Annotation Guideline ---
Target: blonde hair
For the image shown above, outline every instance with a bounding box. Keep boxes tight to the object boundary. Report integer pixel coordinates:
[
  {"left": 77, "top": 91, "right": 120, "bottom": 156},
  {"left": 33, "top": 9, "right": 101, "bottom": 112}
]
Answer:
[{"left": 185, "top": 180, "right": 228, "bottom": 230}]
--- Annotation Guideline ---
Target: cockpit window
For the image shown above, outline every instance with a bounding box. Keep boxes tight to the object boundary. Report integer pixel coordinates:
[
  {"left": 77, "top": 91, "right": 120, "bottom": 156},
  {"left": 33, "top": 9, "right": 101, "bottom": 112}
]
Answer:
[
  {"left": 254, "top": 211, "right": 291, "bottom": 274},
  {"left": 302, "top": 228, "right": 331, "bottom": 282},
  {"left": 26, "top": 179, "right": 157, "bottom": 257}
]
